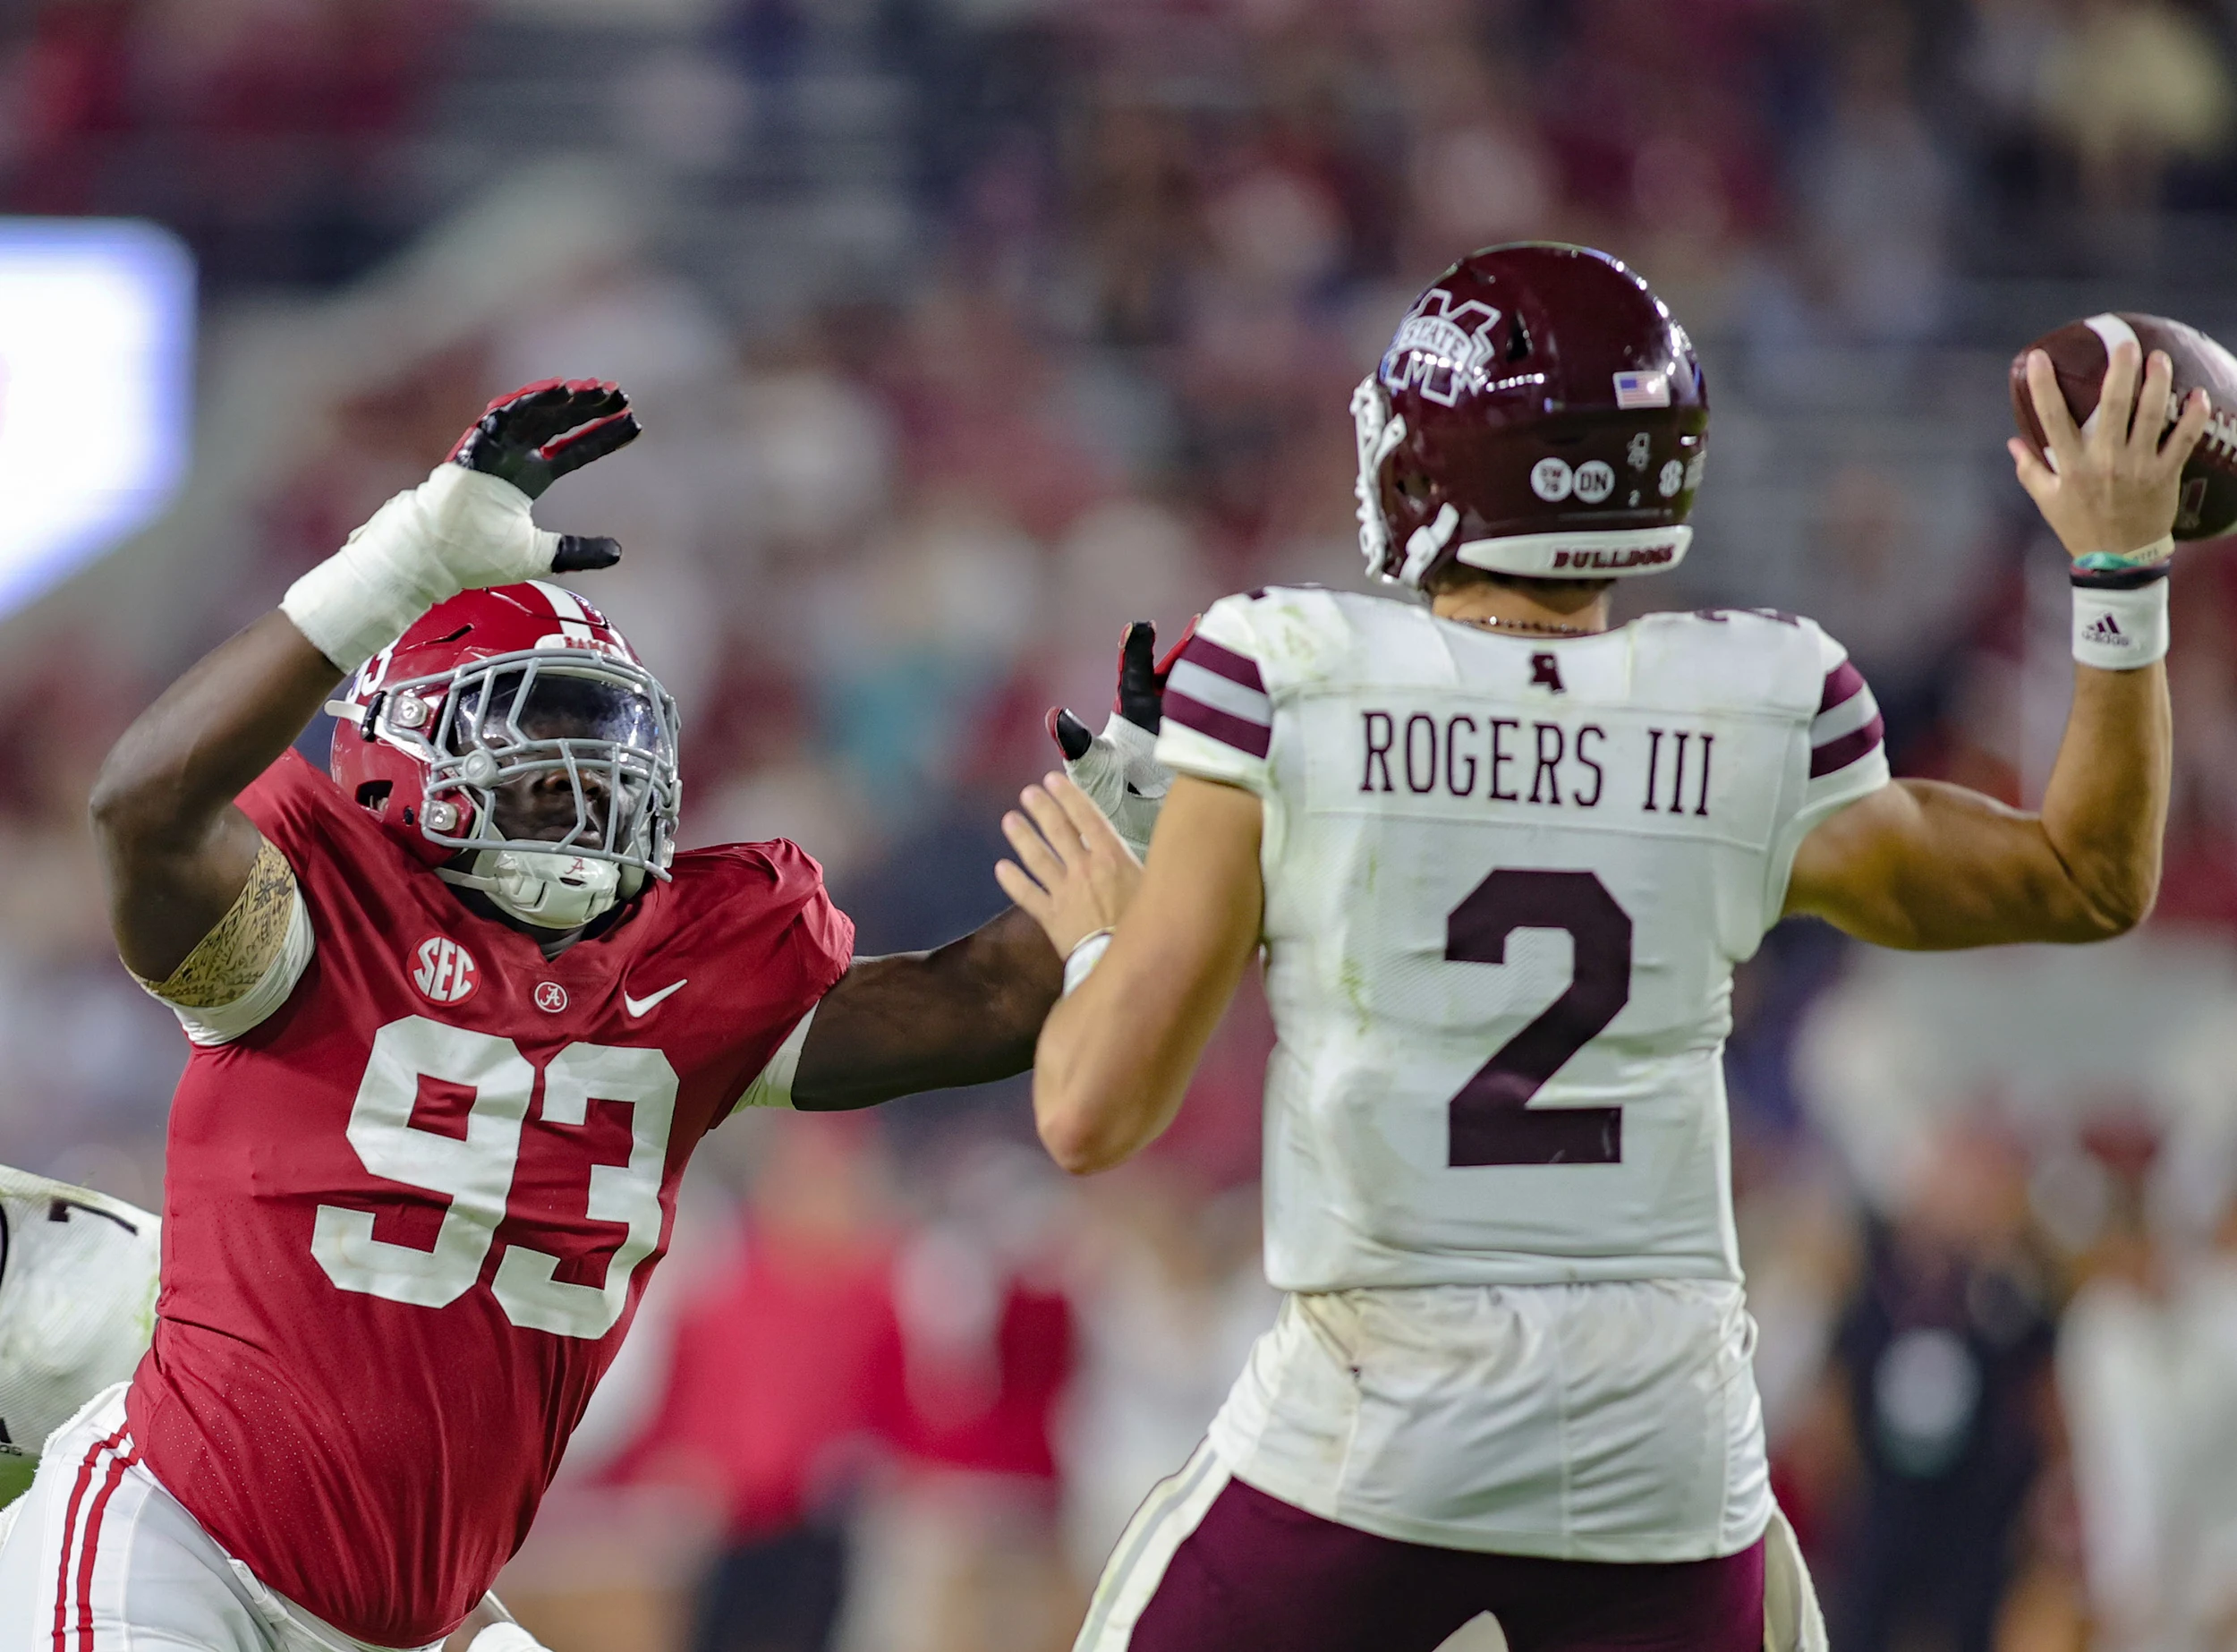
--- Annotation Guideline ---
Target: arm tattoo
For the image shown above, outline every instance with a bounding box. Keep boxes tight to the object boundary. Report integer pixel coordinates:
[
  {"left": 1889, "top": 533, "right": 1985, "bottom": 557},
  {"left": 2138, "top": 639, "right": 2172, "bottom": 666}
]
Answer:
[{"left": 137, "top": 838, "right": 298, "bottom": 1009}]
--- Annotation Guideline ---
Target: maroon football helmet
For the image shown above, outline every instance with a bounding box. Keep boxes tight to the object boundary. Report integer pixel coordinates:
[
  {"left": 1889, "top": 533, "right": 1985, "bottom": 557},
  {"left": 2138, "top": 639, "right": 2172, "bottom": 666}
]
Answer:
[
  {"left": 327, "top": 581, "right": 680, "bottom": 923},
  {"left": 1354, "top": 243, "right": 1709, "bottom": 589}
]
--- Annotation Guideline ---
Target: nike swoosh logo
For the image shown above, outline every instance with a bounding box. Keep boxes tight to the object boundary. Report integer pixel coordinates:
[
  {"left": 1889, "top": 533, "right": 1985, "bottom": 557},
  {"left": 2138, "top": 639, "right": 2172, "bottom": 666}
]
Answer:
[{"left": 623, "top": 979, "right": 687, "bottom": 1017}]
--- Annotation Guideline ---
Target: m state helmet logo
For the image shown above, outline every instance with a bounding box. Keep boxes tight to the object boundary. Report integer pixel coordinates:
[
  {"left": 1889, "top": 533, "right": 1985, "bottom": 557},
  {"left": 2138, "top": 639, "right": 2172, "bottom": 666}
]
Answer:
[
  {"left": 411, "top": 937, "right": 479, "bottom": 1004},
  {"left": 1382, "top": 291, "right": 1504, "bottom": 408}
]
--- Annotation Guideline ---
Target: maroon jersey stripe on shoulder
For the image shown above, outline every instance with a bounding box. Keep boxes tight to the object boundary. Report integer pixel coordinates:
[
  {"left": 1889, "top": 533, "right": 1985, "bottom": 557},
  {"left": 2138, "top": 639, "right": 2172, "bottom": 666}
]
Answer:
[
  {"left": 1178, "top": 634, "right": 1265, "bottom": 694},
  {"left": 1166, "top": 689, "right": 1272, "bottom": 758},
  {"left": 1817, "top": 660, "right": 1865, "bottom": 716},
  {"left": 1809, "top": 712, "right": 1884, "bottom": 779}
]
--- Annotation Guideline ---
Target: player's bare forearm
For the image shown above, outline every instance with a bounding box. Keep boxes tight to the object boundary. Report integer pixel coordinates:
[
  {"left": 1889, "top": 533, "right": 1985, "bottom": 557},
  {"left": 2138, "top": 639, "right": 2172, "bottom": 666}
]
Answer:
[
  {"left": 790, "top": 906, "right": 1061, "bottom": 1111},
  {"left": 89, "top": 611, "right": 343, "bottom": 979},
  {"left": 1785, "top": 660, "right": 2168, "bottom": 947},
  {"left": 1033, "top": 776, "right": 1262, "bottom": 1174},
  {"left": 1788, "top": 336, "right": 2197, "bottom": 951},
  {"left": 2040, "top": 655, "right": 2170, "bottom": 925}
]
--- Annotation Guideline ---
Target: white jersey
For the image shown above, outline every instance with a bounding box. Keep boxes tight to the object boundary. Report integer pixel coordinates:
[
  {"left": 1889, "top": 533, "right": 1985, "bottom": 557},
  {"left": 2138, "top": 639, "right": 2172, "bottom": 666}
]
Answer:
[
  {"left": 1157, "top": 587, "right": 1888, "bottom": 1294},
  {"left": 1150, "top": 587, "right": 1886, "bottom": 1563},
  {"left": 0, "top": 1170, "right": 159, "bottom": 1476}
]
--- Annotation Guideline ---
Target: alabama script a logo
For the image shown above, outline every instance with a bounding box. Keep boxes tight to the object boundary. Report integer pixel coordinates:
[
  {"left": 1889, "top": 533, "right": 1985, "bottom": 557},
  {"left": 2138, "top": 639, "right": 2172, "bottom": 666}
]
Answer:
[{"left": 1382, "top": 291, "right": 1504, "bottom": 408}]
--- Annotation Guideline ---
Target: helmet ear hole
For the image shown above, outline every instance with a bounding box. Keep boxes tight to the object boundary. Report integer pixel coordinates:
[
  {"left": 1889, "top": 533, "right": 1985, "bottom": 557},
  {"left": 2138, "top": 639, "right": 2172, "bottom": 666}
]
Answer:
[{"left": 354, "top": 781, "right": 393, "bottom": 817}]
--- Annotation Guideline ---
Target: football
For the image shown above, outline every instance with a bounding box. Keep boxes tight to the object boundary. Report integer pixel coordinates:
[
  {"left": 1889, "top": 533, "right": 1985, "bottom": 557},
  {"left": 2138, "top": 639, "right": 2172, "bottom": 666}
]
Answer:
[{"left": 2012, "top": 311, "right": 2237, "bottom": 541}]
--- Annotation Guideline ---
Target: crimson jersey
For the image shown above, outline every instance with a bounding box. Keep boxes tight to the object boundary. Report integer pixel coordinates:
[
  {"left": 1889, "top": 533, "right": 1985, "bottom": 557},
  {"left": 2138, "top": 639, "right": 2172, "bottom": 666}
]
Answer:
[{"left": 124, "top": 751, "right": 853, "bottom": 1646}]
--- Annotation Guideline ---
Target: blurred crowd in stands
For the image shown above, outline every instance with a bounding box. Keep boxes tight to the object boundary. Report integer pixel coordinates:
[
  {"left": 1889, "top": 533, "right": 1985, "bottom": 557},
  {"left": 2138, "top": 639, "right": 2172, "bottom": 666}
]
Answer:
[{"left": 9, "top": 1, "right": 2237, "bottom": 1649}]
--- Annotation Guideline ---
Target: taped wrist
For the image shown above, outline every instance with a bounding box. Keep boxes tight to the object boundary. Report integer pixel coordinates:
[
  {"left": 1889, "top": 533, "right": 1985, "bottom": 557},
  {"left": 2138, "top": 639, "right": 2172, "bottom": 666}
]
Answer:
[
  {"left": 469, "top": 1627, "right": 547, "bottom": 1652},
  {"left": 2071, "top": 563, "right": 2171, "bottom": 670},
  {"left": 280, "top": 464, "right": 558, "bottom": 672},
  {"left": 1064, "top": 930, "right": 1114, "bottom": 996}
]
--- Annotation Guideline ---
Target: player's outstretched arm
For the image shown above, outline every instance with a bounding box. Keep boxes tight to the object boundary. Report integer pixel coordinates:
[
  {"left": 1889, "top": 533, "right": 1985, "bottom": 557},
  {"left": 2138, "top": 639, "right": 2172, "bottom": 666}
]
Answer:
[
  {"left": 90, "top": 380, "right": 640, "bottom": 981},
  {"left": 1784, "top": 340, "right": 2206, "bottom": 949},
  {"left": 787, "top": 703, "right": 1180, "bottom": 1112},
  {"left": 787, "top": 907, "right": 1063, "bottom": 1111},
  {"left": 90, "top": 616, "right": 344, "bottom": 980},
  {"left": 999, "top": 773, "right": 1261, "bottom": 1175}
]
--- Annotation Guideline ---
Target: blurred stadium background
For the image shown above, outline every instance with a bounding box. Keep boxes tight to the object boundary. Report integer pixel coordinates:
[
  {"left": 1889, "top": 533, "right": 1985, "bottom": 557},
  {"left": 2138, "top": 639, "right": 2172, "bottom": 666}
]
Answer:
[{"left": 6, "top": 1, "right": 2237, "bottom": 1649}]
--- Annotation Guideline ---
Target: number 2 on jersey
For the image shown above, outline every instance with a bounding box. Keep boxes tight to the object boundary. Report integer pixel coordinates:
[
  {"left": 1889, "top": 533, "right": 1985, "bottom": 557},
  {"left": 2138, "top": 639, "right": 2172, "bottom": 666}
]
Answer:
[
  {"left": 310, "top": 1016, "right": 675, "bottom": 1339},
  {"left": 1444, "top": 869, "right": 1633, "bottom": 1167}
]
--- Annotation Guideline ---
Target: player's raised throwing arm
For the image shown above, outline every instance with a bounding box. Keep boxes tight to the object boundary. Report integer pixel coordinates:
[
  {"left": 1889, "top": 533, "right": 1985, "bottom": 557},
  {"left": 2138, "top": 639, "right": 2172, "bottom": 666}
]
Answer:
[
  {"left": 1783, "top": 341, "right": 2207, "bottom": 948},
  {"left": 89, "top": 382, "right": 639, "bottom": 982}
]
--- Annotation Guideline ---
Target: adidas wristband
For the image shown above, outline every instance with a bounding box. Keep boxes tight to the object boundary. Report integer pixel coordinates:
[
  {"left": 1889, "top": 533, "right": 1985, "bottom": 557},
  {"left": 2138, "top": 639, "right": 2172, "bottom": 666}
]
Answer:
[{"left": 2072, "top": 569, "right": 2170, "bottom": 670}]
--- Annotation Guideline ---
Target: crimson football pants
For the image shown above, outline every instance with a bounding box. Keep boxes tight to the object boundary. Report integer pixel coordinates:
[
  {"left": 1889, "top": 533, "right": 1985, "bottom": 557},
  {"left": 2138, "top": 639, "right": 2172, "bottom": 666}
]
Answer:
[{"left": 1076, "top": 1444, "right": 1765, "bottom": 1652}]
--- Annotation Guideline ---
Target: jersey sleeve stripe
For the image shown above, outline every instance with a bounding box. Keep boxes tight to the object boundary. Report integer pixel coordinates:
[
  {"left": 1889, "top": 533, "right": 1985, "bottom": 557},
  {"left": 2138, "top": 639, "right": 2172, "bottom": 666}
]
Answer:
[
  {"left": 1808, "top": 711, "right": 1884, "bottom": 779},
  {"left": 1810, "top": 681, "right": 1881, "bottom": 747},
  {"left": 1164, "top": 688, "right": 1272, "bottom": 759},
  {"left": 1817, "top": 660, "right": 1865, "bottom": 716},
  {"left": 1164, "top": 658, "right": 1272, "bottom": 725},
  {"left": 1175, "top": 633, "right": 1265, "bottom": 694}
]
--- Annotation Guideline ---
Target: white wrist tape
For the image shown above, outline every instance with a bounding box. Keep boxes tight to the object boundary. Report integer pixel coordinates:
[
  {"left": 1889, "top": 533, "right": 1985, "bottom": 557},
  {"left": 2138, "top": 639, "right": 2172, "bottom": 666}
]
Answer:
[
  {"left": 1063, "top": 930, "right": 1114, "bottom": 996},
  {"left": 468, "top": 1627, "right": 546, "bottom": 1652},
  {"left": 2072, "top": 576, "right": 2171, "bottom": 670},
  {"left": 280, "top": 464, "right": 558, "bottom": 672}
]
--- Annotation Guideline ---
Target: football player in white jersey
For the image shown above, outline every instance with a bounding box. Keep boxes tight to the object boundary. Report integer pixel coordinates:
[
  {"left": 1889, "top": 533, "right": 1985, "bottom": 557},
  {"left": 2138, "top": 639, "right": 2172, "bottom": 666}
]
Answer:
[
  {"left": 0, "top": 1170, "right": 161, "bottom": 1526},
  {"left": 999, "top": 244, "right": 2207, "bottom": 1652}
]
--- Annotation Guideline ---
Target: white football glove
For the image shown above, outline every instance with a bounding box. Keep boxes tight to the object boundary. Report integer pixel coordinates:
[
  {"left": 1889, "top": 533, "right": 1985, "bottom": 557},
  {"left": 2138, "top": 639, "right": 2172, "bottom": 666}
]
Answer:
[
  {"left": 1047, "top": 619, "right": 1191, "bottom": 861},
  {"left": 282, "top": 379, "right": 640, "bottom": 673}
]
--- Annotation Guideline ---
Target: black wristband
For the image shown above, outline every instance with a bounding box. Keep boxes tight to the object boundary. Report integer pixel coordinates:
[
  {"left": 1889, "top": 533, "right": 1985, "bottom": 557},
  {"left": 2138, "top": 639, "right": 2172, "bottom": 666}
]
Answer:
[{"left": 2071, "top": 561, "right": 2173, "bottom": 591}]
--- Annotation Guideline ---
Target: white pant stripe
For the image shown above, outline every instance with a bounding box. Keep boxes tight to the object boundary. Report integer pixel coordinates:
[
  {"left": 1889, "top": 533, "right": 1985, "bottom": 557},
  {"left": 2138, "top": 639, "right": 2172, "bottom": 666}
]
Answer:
[{"left": 1073, "top": 1442, "right": 1232, "bottom": 1652}]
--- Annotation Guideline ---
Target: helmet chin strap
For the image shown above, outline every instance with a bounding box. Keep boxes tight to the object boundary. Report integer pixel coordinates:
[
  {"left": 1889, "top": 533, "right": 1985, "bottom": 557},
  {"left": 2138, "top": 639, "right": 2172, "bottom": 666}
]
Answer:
[{"left": 438, "top": 848, "right": 623, "bottom": 932}]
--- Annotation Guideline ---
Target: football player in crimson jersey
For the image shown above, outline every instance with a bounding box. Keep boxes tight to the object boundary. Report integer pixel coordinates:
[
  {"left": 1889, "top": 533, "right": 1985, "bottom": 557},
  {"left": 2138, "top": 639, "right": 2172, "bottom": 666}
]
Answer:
[
  {"left": 0, "top": 381, "right": 1070, "bottom": 1651},
  {"left": 0, "top": 1167, "right": 546, "bottom": 1652},
  {"left": 1002, "top": 245, "right": 2207, "bottom": 1652}
]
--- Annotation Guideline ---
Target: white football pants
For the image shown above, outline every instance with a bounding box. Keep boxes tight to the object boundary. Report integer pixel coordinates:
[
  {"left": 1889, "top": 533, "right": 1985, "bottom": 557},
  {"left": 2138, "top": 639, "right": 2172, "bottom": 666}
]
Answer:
[{"left": 0, "top": 1385, "right": 432, "bottom": 1652}]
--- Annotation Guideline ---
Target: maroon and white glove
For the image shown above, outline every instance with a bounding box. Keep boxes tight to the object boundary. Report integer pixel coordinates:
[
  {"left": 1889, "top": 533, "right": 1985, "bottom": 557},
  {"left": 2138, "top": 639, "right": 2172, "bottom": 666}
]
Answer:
[
  {"left": 1046, "top": 618, "right": 1194, "bottom": 859},
  {"left": 282, "top": 379, "right": 641, "bottom": 672}
]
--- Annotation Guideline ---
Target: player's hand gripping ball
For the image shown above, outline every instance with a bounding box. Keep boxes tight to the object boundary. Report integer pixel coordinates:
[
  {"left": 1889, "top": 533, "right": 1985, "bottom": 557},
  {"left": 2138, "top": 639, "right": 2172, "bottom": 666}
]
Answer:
[{"left": 2012, "top": 313, "right": 2237, "bottom": 541}]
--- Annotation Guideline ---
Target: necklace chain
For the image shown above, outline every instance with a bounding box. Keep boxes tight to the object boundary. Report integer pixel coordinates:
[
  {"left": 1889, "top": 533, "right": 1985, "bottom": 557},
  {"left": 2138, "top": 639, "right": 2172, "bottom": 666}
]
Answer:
[{"left": 1453, "top": 614, "right": 1595, "bottom": 637}]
